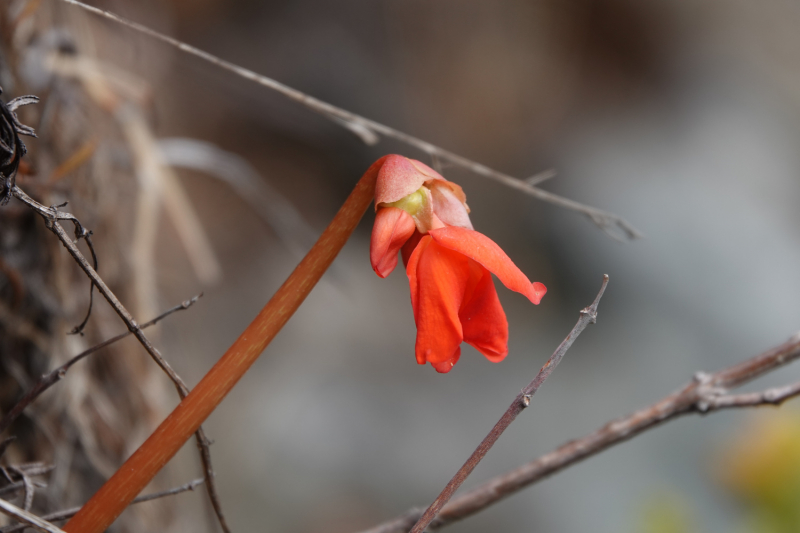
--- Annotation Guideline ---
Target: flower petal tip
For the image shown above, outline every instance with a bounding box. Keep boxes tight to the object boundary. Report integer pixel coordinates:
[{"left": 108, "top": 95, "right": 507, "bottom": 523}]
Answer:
[
  {"left": 431, "top": 361, "right": 455, "bottom": 373},
  {"left": 530, "top": 282, "right": 547, "bottom": 305}
]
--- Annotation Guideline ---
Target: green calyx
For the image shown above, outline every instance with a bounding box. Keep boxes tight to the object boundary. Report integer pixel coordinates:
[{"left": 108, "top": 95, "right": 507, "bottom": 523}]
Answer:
[{"left": 385, "top": 187, "right": 427, "bottom": 217}]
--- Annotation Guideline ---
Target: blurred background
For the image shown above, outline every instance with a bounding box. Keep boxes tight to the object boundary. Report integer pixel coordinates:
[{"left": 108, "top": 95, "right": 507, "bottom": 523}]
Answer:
[{"left": 2, "top": 0, "right": 800, "bottom": 532}]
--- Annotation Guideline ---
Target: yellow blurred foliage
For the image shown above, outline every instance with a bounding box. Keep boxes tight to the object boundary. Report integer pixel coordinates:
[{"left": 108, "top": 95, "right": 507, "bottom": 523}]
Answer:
[
  {"left": 717, "top": 408, "right": 800, "bottom": 532},
  {"left": 638, "top": 492, "right": 694, "bottom": 533}
]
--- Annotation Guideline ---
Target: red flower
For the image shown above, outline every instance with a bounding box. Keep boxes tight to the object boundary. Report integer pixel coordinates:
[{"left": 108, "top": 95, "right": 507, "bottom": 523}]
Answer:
[{"left": 370, "top": 155, "right": 546, "bottom": 373}]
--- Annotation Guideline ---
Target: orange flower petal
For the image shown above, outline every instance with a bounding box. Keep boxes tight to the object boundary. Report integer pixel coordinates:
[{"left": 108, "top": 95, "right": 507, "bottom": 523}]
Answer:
[
  {"left": 428, "top": 180, "right": 473, "bottom": 229},
  {"left": 404, "top": 234, "right": 430, "bottom": 325},
  {"left": 408, "top": 158, "right": 447, "bottom": 182},
  {"left": 430, "top": 348, "right": 461, "bottom": 373},
  {"left": 401, "top": 230, "right": 424, "bottom": 268},
  {"left": 407, "top": 237, "right": 470, "bottom": 365},
  {"left": 374, "top": 155, "right": 427, "bottom": 206},
  {"left": 370, "top": 207, "right": 416, "bottom": 278},
  {"left": 429, "top": 226, "right": 546, "bottom": 305},
  {"left": 459, "top": 261, "right": 508, "bottom": 362}
]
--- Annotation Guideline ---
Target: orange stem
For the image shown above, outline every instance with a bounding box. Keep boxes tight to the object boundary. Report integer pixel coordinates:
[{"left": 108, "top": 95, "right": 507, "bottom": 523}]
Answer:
[{"left": 63, "top": 157, "right": 386, "bottom": 533}]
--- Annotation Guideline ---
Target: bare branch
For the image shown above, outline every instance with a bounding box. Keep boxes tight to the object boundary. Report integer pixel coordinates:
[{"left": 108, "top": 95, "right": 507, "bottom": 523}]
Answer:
[
  {"left": 0, "top": 295, "right": 202, "bottom": 436},
  {"left": 11, "top": 187, "right": 187, "bottom": 387},
  {"left": 0, "top": 479, "right": 205, "bottom": 533},
  {"left": 525, "top": 169, "right": 556, "bottom": 187},
  {"left": 699, "top": 380, "right": 800, "bottom": 410},
  {"left": 6, "top": 467, "right": 33, "bottom": 511},
  {"left": 407, "top": 275, "right": 610, "bottom": 533},
  {"left": 8, "top": 464, "right": 54, "bottom": 479},
  {"left": 358, "top": 332, "right": 800, "bottom": 533},
  {"left": 0, "top": 481, "right": 47, "bottom": 499},
  {"left": 0, "top": 499, "right": 65, "bottom": 533},
  {"left": 56, "top": 0, "right": 641, "bottom": 240},
  {"left": 10, "top": 186, "right": 230, "bottom": 533}
]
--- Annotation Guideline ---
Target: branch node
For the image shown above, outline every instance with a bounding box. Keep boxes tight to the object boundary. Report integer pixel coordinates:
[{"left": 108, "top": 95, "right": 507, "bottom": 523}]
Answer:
[
  {"left": 695, "top": 399, "right": 711, "bottom": 413},
  {"left": 763, "top": 389, "right": 781, "bottom": 403},
  {"left": 579, "top": 307, "right": 597, "bottom": 324},
  {"left": 692, "top": 372, "right": 728, "bottom": 413}
]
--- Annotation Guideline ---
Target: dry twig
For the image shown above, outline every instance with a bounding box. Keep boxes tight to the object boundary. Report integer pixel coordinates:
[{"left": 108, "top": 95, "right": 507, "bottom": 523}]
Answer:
[
  {"left": 407, "top": 275, "right": 609, "bottom": 533},
  {"left": 358, "top": 331, "right": 800, "bottom": 533},
  {"left": 0, "top": 478, "right": 205, "bottom": 533},
  {"left": 0, "top": 295, "right": 202, "bottom": 436},
  {"left": 10, "top": 185, "right": 229, "bottom": 533},
  {"left": 0, "top": 461, "right": 52, "bottom": 507},
  {"left": 0, "top": 499, "right": 64, "bottom": 533},
  {"left": 0, "top": 480, "right": 47, "bottom": 499},
  {"left": 57, "top": 0, "right": 641, "bottom": 241},
  {"left": 5, "top": 467, "right": 33, "bottom": 512}
]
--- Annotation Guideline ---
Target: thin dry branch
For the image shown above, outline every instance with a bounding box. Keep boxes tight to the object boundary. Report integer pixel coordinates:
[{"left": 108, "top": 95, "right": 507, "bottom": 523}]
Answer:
[
  {"left": 0, "top": 478, "right": 205, "bottom": 533},
  {"left": 6, "top": 467, "right": 33, "bottom": 512},
  {"left": 0, "top": 481, "right": 47, "bottom": 499},
  {"left": 10, "top": 187, "right": 186, "bottom": 389},
  {"left": 0, "top": 463, "right": 50, "bottom": 514},
  {"left": 359, "top": 331, "right": 800, "bottom": 533},
  {"left": 57, "top": 0, "right": 641, "bottom": 241},
  {"left": 696, "top": 379, "right": 800, "bottom": 410},
  {"left": 0, "top": 295, "right": 202, "bottom": 436},
  {"left": 0, "top": 499, "right": 64, "bottom": 533},
  {"left": 408, "top": 275, "right": 609, "bottom": 533},
  {"left": 9, "top": 186, "right": 230, "bottom": 533}
]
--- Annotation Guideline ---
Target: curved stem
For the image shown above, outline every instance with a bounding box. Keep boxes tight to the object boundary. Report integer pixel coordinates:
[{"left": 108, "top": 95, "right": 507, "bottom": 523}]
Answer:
[{"left": 62, "top": 157, "right": 386, "bottom": 533}]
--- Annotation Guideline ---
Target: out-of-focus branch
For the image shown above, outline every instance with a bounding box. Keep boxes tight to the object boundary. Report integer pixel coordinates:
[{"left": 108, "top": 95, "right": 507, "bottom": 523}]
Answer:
[
  {"left": 358, "top": 332, "right": 800, "bottom": 533},
  {"left": 0, "top": 498, "right": 64, "bottom": 533},
  {"left": 10, "top": 186, "right": 231, "bottom": 533},
  {"left": 0, "top": 295, "right": 202, "bottom": 436},
  {"left": 407, "top": 275, "right": 609, "bottom": 533},
  {"left": 57, "top": 0, "right": 641, "bottom": 241},
  {"left": 157, "top": 138, "right": 322, "bottom": 263}
]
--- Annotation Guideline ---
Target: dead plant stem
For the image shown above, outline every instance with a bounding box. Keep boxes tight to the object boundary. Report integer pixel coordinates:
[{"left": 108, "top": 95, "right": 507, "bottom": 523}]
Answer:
[
  {"left": 0, "top": 295, "right": 202, "bottom": 435},
  {"left": 10, "top": 186, "right": 230, "bottom": 533}
]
